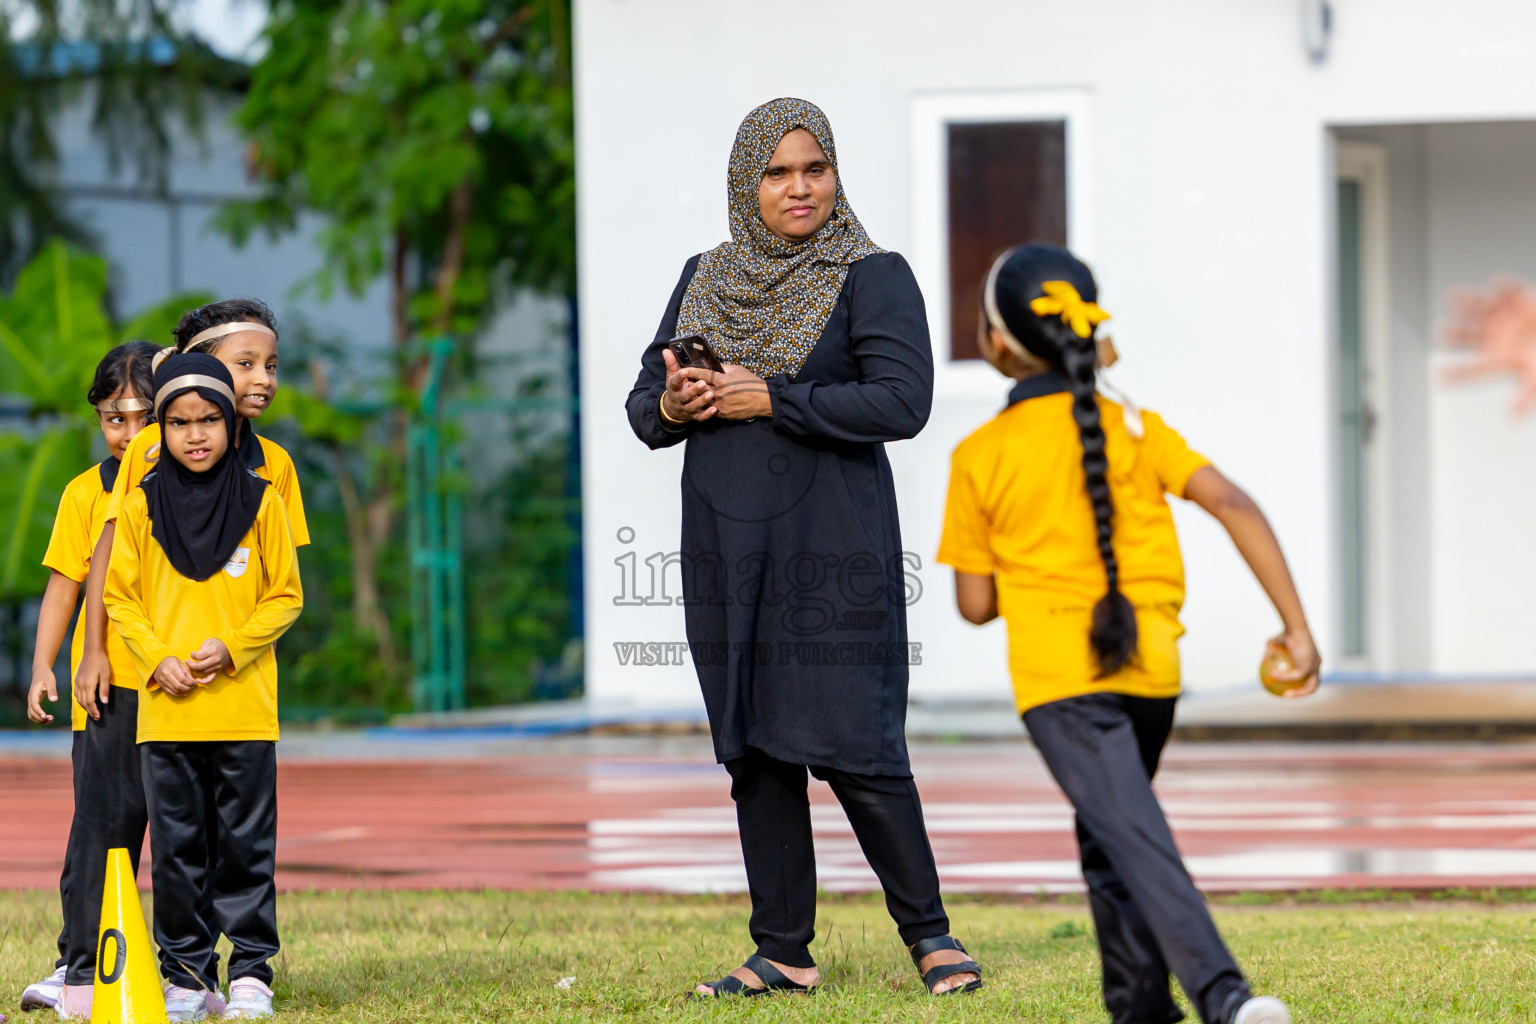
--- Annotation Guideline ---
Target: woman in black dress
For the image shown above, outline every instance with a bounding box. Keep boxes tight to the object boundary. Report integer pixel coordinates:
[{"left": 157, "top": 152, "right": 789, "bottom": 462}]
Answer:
[{"left": 626, "top": 97, "right": 981, "bottom": 998}]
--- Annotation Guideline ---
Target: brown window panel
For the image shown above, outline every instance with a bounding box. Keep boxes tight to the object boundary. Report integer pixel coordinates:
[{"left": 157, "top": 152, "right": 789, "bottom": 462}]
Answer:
[{"left": 946, "top": 121, "right": 1068, "bottom": 361}]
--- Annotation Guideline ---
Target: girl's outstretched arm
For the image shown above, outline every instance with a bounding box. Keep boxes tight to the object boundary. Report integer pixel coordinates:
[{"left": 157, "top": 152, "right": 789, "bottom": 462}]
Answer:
[{"left": 1184, "top": 466, "right": 1320, "bottom": 695}]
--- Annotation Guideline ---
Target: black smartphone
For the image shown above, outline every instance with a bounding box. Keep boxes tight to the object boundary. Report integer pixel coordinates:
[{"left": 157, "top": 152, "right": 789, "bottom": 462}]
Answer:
[{"left": 667, "top": 334, "right": 725, "bottom": 373}]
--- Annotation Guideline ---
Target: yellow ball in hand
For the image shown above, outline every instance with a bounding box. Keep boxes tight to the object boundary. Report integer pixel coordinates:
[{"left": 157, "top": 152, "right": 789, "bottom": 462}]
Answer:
[{"left": 1259, "top": 645, "right": 1307, "bottom": 696}]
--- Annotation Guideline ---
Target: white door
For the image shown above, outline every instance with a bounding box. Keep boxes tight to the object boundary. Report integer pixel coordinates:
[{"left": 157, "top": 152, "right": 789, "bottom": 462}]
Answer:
[{"left": 1334, "top": 141, "right": 1393, "bottom": 672}]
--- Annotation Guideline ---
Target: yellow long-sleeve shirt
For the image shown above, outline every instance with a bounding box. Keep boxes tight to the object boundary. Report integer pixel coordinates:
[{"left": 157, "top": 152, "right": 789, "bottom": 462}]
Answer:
[
  {"left": 43, "top": 463, "right": 141, "bottom": 730},
  {"left": 106, "top": 423, "right": 310, "bottom": 546},
  {"left": 104, "top": 483, "right": 303, "bottom": 743}
]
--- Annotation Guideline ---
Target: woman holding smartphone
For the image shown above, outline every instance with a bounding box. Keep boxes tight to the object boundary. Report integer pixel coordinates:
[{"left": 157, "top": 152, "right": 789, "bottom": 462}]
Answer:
[{"left": 626, "top": 97, "right": 980, "bottom": 999}]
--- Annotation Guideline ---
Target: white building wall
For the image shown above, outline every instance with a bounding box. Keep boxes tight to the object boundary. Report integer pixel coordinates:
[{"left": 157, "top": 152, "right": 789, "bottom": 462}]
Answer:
[
  {"left": 1422, "top": 123, "right": 1536, "bottom": 673},
  {"left": 576, "top": 0, "right": 1536, "bottom": 708}
]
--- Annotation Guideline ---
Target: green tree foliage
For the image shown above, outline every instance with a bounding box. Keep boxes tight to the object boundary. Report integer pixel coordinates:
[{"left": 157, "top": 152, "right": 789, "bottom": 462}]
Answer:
[
  {"left": 465, "top": 437, "right": 577, "bottom": 706},
  {"left": 214, "top": 0, "right": 577, "bottom": 694},
  {"left": 0, "top": 0, "right": 237, "bottom": 285},
  {"left": 217, "top": 0, "right": 574, "bottom": 341},
  {"left": 248, "top": 325, "right": 578, "bottom": 716},
  {"left": 0, "top": 239, "right": 207, "bottom": 599}
]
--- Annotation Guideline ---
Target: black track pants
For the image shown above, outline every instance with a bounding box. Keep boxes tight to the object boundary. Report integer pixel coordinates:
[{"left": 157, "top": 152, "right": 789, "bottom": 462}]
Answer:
[
  {"left": 61, "top": 690, "right": 149, "bottom": 986},
  {"left": 1024, "top": 693, "right": 1251, "bottom": 1024},
  {"left": 141, "top": 741, "right": 279, "bottom": 989}
]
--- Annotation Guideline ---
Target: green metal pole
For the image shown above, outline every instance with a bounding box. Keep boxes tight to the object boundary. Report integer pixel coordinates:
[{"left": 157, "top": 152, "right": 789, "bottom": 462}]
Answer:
[
  {"left": 425, "top": 425, "right": 447, "bottom": 712},
  {"left": 446, "top": 450, "right": 466, "bottom": 710},
  {"left": 407, "top": 422, "right": 427, "bottom": 713},
  {"left": 406, "top": 336, "right": 467, "bottom": 716}
]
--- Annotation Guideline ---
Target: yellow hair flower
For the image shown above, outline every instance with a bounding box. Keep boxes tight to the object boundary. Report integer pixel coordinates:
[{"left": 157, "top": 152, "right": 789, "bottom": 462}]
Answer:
[{"left": 1030, "top": 280, "right": 1111, "bottom": 339}]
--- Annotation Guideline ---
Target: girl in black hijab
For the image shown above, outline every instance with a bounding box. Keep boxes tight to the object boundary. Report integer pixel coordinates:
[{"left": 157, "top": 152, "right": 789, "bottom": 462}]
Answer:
[
  {"left": 142, "top": 353, "right": 268, "bottom": 581},
  {"left": 104, "top": 352, "right": 302, "bottom": 1019}
]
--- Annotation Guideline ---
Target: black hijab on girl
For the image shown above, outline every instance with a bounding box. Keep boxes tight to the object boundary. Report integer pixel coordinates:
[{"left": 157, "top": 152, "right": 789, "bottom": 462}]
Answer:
[{"left": 144, "top": 353, "right": 268, "bottom": 582}]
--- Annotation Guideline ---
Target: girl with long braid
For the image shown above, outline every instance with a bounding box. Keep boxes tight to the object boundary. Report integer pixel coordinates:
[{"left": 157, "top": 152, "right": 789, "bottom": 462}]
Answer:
[{"left": 937, "top": 244, "right": 1318, "bottom": 1024}]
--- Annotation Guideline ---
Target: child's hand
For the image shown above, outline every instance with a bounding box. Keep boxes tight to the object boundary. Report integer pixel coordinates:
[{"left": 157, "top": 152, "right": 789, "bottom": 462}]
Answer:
[
  {"left": 186, "top": 638, "right": 233, "bottom": 683},
  {"left": 74, "top": 648, "right": 111, "bottom": 721},
  {"left": 1267, "top": 632, "right": 1320, "bottom": 698},
  {"left": 154, "top": 656, "right": 198, "bottom": 697},
  {"left": 27, "top": 667, "right": 59, "bottom": 724}
]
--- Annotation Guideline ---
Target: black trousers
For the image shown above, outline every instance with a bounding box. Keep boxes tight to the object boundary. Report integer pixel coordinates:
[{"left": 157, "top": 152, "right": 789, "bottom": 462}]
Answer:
[
  {"left": 726, "top": 748, "right": 950, "bottom": 968},
  {"left": 53, "top": 732, "right": 83, "bottom": 973},
  {"left": 58, "top": 689, "right": 149, "bottom": 986},
  {"left": 1024, "top": 693, "right": 1250, "bottom": 1024},
  {"left": 142, "top": 741, "right": 279, "bottom": 989}
]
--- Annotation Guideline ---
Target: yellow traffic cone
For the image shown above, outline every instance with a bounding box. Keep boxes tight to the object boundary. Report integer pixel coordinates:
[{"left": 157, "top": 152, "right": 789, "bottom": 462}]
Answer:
[{"left": 91, "top": 848, "right": 168, "bottom": 1024}]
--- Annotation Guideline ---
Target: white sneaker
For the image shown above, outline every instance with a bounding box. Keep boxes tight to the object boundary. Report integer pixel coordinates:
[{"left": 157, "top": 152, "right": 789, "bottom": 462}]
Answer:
[
  {"left": 222, "top": 978, "right": 274, "bottom": 1019},
  {"left": 163, "top": 984, "right": 209, "bottom": 1022},
  {"left": 22, "top": 966, "right": 66, "bottom": 1011},
  {"left": 1233, "top": 996, "right": 1292, "bottom": 1024}
]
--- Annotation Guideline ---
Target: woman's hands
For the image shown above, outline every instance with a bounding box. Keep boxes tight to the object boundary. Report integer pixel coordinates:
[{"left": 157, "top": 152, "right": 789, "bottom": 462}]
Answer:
[
  {"left": 683, "top": 365, "right": 773, "bottom": 420},
  {"left": 698, "top": 365, "right": 772, "bottom": 420},
  {"left": 660, "top": 348, "right": 717, "bottom": 424},
  {"left": 659, "top": 350, "right": 774, "bottom": 423}
]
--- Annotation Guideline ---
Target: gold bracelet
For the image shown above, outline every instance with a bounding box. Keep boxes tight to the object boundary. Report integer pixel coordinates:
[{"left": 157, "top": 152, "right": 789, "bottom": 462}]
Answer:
[{"left": 659, "top": 392, "right": 687, "bottom": 426}]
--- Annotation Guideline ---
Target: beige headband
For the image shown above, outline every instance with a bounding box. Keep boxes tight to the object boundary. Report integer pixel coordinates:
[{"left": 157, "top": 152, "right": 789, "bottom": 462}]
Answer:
[
  {"left": 982, "top": 249, "right": 1047, "bottom": 369},
  {"left": 95, "top": 397, "right": 151, "bottom": 414},
  {"left": 186, "top": 321, "right": 277, "bottom": 350},
  {"left": 155, "top": 374, "right": 238, "bottom": 416}
]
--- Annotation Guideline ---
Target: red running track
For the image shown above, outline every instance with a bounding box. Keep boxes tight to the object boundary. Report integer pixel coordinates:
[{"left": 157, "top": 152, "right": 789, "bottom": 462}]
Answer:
[{"left": 5, "top": 739, "right": 1536, "bottom": 893}]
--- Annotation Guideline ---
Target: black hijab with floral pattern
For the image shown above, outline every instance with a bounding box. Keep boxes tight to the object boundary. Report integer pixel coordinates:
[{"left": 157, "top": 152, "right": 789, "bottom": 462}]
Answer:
[{"left": 674, "top": 97, "right": 884, "bottom": 378}]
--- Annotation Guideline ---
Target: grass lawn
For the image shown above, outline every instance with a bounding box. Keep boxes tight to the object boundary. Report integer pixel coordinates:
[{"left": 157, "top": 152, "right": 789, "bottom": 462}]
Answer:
[{"left": 5, "top": 889, "right": 1536, "bottom": 1023}]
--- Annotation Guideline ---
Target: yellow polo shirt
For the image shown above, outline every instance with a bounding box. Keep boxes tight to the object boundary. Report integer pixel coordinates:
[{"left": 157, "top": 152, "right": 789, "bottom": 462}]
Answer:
[
  {"left": 42, "top": 463, "right": 141, "bottom": 730},
  {"left": 938, "top": 380, "right": 1211, "bottom": 713},
  {"left": 104, "top": 484, "right": 303, "bottom": 743},
  {"left": 106, "top": 423, "right": 310, "bottom": 546}
]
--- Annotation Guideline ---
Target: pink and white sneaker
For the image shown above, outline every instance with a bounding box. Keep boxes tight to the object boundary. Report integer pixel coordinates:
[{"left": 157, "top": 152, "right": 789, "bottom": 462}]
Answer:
[
  {"left": 222, "top": 978, "right": 273, "bottom": 1019},
  {"left": 163, "top": 984, "right": 208, "bottom": 1023},
  {"left": 54, "top": 984, "right": 93, "bottom": 1020},
  {"left": 21, "top": 966, "right": 65, "bottom": 1012}
]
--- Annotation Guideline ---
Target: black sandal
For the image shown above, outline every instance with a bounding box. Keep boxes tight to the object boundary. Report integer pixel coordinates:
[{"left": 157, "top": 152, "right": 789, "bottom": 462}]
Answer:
[
  {"left": 693, "top": 953, "right": 818, "bottom": 998},
  {"left": 909, "top": 935, "right": 983, "bottom": 995}
]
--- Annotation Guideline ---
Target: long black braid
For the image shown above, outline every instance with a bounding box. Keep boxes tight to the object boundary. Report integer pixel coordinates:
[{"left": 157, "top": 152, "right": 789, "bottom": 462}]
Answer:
[{"left": 988, "top": 244, "right": 1138, "bottom": 676}]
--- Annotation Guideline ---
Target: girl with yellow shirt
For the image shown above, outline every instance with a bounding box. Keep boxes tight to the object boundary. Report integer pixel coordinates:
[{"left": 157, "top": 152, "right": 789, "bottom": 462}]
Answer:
[
  {"left": 937, "top": 245, "right": 1319, "bottom": 1024},
  {"left": 105, "top": 353, "right": 303, "bottom": 1022},
  {"left": 20, "top": 343, "right": 155, "bottom": 1018},
  {"left": 75, "top": 298, "right": 308, "bottom": 718}
]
